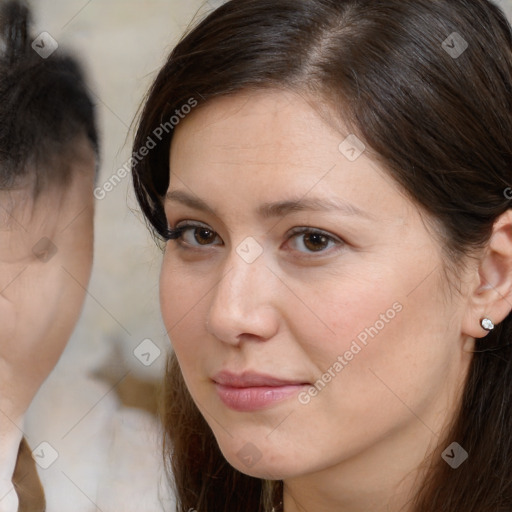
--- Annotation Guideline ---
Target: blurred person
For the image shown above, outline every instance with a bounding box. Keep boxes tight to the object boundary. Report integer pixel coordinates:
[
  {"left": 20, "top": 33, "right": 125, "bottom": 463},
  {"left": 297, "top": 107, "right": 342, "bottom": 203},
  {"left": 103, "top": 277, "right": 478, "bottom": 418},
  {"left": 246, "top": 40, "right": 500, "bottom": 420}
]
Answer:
[{"left": 0, "top": 1, "right": 98, "bottom": 510}]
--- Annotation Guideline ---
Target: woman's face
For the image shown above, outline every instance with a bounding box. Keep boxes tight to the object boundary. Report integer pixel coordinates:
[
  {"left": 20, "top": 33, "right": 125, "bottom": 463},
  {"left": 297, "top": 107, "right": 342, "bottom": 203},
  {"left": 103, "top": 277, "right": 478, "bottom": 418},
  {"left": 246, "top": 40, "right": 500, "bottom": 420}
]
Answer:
[{"left": 160, "top": 89, "right": 474, "bottom": 482}]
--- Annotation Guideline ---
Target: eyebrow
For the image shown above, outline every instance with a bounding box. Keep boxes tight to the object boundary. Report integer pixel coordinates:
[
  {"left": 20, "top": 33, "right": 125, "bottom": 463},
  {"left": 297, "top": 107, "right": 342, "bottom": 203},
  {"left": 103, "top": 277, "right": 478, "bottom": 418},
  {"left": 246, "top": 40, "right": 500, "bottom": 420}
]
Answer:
[{"left": 165, "top": 190, "right": 375, "bottom": 220}]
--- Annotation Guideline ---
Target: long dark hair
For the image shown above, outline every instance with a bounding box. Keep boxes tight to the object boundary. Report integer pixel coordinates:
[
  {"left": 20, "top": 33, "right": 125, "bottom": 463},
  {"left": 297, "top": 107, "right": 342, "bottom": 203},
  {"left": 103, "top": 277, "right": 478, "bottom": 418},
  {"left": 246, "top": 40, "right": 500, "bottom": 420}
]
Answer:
[{"left": 132, "top": 1, "right": 512, "bottom": 510}]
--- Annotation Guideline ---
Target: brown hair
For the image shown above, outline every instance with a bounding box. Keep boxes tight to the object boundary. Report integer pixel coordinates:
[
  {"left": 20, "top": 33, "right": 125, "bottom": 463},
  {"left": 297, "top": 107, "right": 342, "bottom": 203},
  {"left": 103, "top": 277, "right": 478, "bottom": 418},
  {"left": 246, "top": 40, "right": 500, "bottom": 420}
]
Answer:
[{"left": 131, "top": 0, "right": 512, "bottom": 510}]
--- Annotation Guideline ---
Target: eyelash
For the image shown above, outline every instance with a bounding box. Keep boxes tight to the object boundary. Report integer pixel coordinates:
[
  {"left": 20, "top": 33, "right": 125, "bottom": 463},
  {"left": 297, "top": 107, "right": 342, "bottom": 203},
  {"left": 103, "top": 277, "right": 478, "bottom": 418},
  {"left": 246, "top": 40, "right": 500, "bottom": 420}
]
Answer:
[{"left": 163, "top": 222, "right": 344, "bottom": 256}]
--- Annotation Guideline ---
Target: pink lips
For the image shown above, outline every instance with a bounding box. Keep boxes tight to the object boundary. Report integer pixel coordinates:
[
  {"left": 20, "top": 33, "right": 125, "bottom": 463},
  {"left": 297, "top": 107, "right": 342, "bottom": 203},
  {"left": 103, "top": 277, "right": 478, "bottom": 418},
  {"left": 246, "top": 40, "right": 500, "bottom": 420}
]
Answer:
[{"left": 212, "top": 371, "right": 309, "bottom": 412}]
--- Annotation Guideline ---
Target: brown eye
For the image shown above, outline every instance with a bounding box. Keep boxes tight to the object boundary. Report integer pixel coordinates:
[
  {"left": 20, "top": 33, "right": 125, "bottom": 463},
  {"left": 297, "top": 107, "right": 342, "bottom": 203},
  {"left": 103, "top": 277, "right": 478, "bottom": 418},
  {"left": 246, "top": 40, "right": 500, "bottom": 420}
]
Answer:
[
  {"left": 194, "top": 227, "right": 217, "bottom": 245},
  {"left": 287, "top": 227, "right": 342, "bottom": 255},
  {"left": 302, "top": 233, "right": 330, "bottom": 252},
  {"left": 173, "top": 223, "right": 222, "bottom": 247}
]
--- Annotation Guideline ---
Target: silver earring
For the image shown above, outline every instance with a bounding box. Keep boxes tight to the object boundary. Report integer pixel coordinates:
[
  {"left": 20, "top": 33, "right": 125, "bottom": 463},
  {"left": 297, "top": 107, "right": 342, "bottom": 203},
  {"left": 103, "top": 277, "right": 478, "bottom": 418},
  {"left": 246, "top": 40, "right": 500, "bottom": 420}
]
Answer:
[{"left": 480, "top": 318, "right": 494, "bottom": 331}]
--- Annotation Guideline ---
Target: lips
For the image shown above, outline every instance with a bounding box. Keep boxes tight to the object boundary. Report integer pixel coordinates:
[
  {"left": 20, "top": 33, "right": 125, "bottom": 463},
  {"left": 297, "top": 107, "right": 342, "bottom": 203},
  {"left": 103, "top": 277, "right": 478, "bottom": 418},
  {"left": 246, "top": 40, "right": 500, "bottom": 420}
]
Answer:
[
  {"left": 212, "top": 370, "right": 308, "bottom": 388},
  {"left": 212, "top": 370, "right": 310, "bottom": 411}
]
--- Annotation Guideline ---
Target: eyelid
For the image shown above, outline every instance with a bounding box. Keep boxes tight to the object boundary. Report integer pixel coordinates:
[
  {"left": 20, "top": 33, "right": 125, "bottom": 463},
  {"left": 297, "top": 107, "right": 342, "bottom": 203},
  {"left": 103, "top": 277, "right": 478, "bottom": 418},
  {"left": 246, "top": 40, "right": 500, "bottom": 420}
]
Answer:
[
  {"left": 164, "top": 220, "right": 211, "bottom": 238},
  {"left": 175, "top": 220, "right": 214, "bottom": 231},
  {"left": 286, "top": 226, "right": 342, "bottom": 243}
]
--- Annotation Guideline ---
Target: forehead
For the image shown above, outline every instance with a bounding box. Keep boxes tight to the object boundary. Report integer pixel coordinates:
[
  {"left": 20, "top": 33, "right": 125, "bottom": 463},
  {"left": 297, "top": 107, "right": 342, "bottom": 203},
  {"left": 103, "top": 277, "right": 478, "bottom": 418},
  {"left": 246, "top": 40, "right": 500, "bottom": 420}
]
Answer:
[
  {"left": 3, "top": 130, "right": 95, "bottom": 189},
  {"left": 0, "top": 136, "right": 96, "bottom": 223},
  {"left": 171, "top": 89, "right": 338, "bottom": 188},
  {"left": 168, "top": 89, "right": 409, "bottom": 221},
  {"left": 172, "top": 89, "right": 325, "bottom": 153},
  {"left": 0, "top": 155, "right": 95, "bottom": 264}
]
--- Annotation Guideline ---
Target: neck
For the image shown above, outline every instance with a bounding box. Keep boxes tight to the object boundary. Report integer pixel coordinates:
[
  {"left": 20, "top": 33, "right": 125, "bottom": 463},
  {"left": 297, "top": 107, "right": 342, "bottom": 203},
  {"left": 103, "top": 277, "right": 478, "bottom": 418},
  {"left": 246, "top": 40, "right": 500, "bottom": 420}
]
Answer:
[{"left": 0, "top": 413, "right": 24, "bottom": 512}]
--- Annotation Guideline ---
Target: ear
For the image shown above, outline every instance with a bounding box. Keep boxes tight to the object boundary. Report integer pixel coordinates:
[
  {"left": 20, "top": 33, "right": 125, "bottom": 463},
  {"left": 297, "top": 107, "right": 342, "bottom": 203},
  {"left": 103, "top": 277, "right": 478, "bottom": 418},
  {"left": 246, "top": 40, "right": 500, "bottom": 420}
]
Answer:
[{"left": 462, "top": 210, "right": 512, "bottom": 338}]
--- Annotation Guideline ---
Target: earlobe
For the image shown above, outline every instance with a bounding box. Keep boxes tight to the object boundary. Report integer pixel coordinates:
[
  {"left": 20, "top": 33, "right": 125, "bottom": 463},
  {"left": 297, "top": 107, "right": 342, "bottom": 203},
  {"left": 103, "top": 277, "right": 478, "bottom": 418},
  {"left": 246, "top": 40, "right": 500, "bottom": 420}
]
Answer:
[{"left": 462, "top": 210, "right": 512, "bottom": 339}]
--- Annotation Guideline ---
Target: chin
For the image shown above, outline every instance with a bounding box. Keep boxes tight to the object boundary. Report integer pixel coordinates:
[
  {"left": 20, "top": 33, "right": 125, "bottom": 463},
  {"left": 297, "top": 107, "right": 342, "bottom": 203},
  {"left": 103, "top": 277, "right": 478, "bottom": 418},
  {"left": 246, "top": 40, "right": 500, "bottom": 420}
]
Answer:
[{"left": 219, "top": 445, "right": 303, "bottom": 480}]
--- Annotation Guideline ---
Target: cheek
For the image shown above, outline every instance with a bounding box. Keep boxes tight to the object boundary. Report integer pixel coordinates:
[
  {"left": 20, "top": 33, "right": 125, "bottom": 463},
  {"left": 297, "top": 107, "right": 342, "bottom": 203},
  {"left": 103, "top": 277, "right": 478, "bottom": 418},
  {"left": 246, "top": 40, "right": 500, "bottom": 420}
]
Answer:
[
  {"left": 55, "top": 222, "right": 94, "bottom": 318},
  {"left": 35, "top": 219, "right": 94, "bottom": 354},
  {"left": 287, "top": 264, "right": 452, "bottom": 404},
  {"left": 284, "top": 271, "right": 405, "bottom": 369},
  {"left": 159, "top": 268, "right": 213, "bottom": 406},
  {"left": 0, "top": 295, "right": 16, "bottom": 346},
  {"left": 295, "top": 274, "right": 454, "bottom": 428},
  {"left": 159, "top": 255, "right": 209, "bottom": 358}
]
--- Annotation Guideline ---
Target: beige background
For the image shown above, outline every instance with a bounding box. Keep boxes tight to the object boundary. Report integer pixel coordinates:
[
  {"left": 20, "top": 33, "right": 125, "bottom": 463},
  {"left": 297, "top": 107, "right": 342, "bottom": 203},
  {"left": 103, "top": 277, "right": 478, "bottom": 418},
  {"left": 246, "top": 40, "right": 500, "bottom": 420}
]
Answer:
[{"left": 22, "top": 0, "right": 512, "bottom": 511}]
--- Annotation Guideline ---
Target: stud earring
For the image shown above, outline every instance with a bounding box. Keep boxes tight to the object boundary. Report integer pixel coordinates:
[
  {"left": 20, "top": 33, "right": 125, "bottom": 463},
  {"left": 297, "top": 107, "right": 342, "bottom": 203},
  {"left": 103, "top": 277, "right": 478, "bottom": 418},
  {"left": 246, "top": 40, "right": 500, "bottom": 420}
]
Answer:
[{"left": 480, "top": 318, "right": 494, "bottom": 332}]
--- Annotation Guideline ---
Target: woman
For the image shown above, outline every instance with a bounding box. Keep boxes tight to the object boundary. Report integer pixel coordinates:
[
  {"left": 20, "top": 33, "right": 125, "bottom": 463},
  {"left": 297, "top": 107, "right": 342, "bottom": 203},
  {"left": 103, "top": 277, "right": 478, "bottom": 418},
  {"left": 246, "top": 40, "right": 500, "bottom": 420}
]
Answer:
[{"left": 132, "top": 0, "right": 512, "bottom": 510}]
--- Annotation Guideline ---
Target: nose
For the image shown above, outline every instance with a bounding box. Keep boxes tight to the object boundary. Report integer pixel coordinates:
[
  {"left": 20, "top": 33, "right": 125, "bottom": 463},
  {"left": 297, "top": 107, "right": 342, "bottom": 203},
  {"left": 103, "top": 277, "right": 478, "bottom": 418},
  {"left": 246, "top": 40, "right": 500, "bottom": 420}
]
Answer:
[{"left": 206, "top": 249, "right": 280, "bottom": 345}]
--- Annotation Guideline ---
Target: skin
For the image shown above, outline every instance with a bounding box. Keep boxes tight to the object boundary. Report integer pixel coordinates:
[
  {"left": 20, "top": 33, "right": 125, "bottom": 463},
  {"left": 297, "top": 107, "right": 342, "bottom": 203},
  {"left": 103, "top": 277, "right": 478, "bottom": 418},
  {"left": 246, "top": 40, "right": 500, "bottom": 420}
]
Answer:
[
  {"left": 0, "top": 136, "right": 95, "bottom": 510},
  {"left": 160, "top": 89, "right": 512, "bottom": 512}
]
